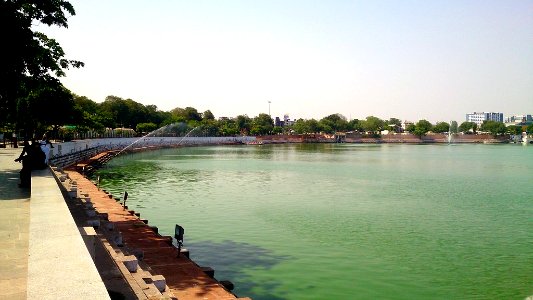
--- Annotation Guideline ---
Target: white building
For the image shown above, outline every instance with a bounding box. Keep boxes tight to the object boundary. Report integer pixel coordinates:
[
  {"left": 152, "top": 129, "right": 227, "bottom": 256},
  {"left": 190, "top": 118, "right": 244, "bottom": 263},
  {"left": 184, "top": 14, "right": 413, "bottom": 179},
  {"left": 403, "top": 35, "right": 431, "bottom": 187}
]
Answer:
[
  {"left": 402, "top": 121, "right": 414, "bottom": 131},
  {"left": 465, "top": 112, "right": 503, "bottom": 126},
  {"left": 504, "top": 114, "right": 532, "bottom": 126}
]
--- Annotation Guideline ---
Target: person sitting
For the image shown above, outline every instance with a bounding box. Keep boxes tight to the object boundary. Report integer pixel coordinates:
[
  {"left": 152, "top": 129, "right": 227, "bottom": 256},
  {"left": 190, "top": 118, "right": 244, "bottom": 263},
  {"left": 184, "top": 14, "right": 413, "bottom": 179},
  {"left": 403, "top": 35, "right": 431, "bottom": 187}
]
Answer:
[
  {"left": 15, "top": 140, "right": 47, "bottom": 188},
  {"left": 14, "top": 140, "right": 32, "bottom": 188}
]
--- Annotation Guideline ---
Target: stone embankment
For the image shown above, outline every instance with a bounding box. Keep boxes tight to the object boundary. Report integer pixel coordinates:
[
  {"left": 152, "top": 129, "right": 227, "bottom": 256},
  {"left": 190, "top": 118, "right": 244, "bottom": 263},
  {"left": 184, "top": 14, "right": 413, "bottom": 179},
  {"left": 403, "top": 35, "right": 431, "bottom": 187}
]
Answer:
[
  {"left": 256, "top": 133, "right": 509, "bottom": 144},
  {"left": 53, "top": 162, "right": 250, "bottom": 300}
]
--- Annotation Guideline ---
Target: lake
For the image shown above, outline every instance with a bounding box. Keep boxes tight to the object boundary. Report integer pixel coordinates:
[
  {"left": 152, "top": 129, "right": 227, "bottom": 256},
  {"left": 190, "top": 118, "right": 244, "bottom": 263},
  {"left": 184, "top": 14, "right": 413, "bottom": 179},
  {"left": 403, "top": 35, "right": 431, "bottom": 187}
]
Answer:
[{"left": 94, "top": 143, "right": 533, "bottom": 299}]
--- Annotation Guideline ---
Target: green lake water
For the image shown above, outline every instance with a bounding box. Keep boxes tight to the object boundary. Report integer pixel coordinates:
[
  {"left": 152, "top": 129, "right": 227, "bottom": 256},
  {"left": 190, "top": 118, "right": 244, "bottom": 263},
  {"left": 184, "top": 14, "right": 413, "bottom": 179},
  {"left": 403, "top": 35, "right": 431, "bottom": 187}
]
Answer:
[{"left": 94, "top": 144, "right": 533, "bottom": 299}]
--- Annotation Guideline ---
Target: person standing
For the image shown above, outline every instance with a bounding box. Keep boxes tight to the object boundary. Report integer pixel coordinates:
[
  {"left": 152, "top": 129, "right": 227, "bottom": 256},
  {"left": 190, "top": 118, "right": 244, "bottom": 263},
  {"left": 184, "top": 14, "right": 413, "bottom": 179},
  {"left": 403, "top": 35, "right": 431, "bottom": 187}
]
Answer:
[
  {"left": 12, "top": 132, "right": 18, "bottom": 148},
  {"left": 39, "top": 133, "right": 53, "bottom": 165}
]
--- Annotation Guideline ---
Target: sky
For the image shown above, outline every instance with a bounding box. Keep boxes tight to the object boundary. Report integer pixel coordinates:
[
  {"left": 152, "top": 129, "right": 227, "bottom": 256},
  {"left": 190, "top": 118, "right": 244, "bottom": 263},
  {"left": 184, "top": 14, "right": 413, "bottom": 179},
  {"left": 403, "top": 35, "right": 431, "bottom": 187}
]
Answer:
[{"left": 37, "top": 0, "right": 533, "bottom": 122}]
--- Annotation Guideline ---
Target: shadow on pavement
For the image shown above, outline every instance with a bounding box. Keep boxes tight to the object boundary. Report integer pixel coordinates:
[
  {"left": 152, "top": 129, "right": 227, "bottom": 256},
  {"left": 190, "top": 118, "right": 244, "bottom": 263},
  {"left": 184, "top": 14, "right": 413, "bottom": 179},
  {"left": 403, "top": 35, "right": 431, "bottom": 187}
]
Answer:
[{"left": 0, "top": 169, "right": 29, "bottom": 200}]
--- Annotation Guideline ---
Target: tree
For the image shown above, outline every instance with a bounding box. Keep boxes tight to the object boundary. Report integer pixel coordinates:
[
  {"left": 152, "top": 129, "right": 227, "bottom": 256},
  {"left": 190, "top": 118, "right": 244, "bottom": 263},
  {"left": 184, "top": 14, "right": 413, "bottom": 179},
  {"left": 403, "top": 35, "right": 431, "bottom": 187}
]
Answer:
[
  {"left": 235, "top": 115, "right": 251, "bottom": 135},
  {"left": 432, "top": 122, "right": 450, "bottom": 133},
  {"left": 413, "top": 119, "right": 433, "bottom": 137},
  {"left": 347, "top": 119, "right": 363, "bottom": 132},
  {"left": 318, "top": 114, "right": 348, "bottom": 133},
  {"left": 218, "top": 119, "right": 239, "bottom": 136},
  {"left": 527, "top": 124, "right": 533, "bottom": 134},
  {"left": 406, "top": 123, "right": 416, "bottom": 133},
  {"left": 361, "top": 116, "right": 385, "bottom": 134},
  {"left": 202, "top": 110, "right": 215, "bottom": 120},
  {"left": 272, "top": 126, "right": 283, "bottom": 134},
  {"left": 459, "top": 122, "right": 477, "bottom": 134},
  {"left": 386, "top": 118, "right": 402, "bottom": 133},
  {"left": 0, "top": 0, "right": 83, "bottom": 131},
  {"left": 250, "top": 113, "right": 273, "bottom": 135},
  {"left": 136, "top": 122, "right": 158, "bottom": 134},
  {"left": 480, "top": 120, "right": 506, "bottom": 136},
  {"left": 506, "top": 125, "right": 523, "bottom": 136}
]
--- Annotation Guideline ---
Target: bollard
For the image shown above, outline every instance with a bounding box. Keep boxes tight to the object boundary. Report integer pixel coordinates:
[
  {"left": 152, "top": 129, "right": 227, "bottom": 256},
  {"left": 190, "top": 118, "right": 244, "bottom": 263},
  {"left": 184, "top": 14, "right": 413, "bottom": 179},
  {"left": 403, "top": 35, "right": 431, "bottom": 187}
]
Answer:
[
  {"left": 151, "top": 275, "right": 166, "bottom": 292},
  {"left": 219, "top": 280, "right": 234, "bottom": 291},
  {"left": 149, "top": 226, "right": 159, "bottom": 234},
  {"left": 201, "top": 266, "right": 215, "bottom": 278},
  {"left": 122, "top": 256, "right": 138, "bottom": 273},
  {"left": 87, "top": 219, "right": 100, "bottom": 228}
]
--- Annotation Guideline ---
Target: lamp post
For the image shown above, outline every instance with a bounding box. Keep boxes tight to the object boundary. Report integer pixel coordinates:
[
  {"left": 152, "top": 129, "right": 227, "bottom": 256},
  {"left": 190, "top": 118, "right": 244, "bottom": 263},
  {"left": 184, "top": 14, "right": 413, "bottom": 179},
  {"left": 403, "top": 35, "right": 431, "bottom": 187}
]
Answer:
[{"left": 268, "top": 101, "right": 271, "bottom": 116}]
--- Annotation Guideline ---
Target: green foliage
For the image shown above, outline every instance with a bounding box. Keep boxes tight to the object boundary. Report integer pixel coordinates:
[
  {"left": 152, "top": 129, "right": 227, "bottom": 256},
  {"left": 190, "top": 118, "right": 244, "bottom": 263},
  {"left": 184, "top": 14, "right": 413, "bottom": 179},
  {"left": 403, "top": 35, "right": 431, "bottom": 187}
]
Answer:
[
  {"left": 432, "top": 122, "right": 450, "bottom": 133},
  {"left": 272, "top": 126, "right": 283, "bottom": 134},
  {"left": 250, "top": 113, "right": 273, "bottom": 135},
  {"left": 202, "top": 110, "right": 215, "bottom": 120},
  {"left": 413, "top": 119, "right": 433, "bottom": 137},
  {"left": 406, "top": 124, "right": 416, "bottom": 133},
  {"left": 480, "top": 120, "right": 506, "bottom": 136},
  {"left": 386, "top": 118, "right": 402, "bottom": 132},
  {"left": 459, "top": 122, "right": 477, "bottom": 134},
  {"left": 527, "top": 124, "right": 533, "bottom": 134},
  {"left": 0, "top": 0, "right": 83, "bottom": 130},
  {"left": 347, "top": 119, "right": 363, "bottom": 132},
  {"left": 506, "top": 125, "right": 523, "bottom": 135},
  {"left": 236, "top": 115, "right": 252, "bottom": 135},
  {"left": 16, "top": 79, "right": 77, "bottom": 133},
  {"left": 361, "top": 116, "right": 384, "bottom": 133},
  {"left": 170, "top": 107, "right": 202, "bottom": 122},
  {"left": 318, "top": 114, "right": 348, "bottom": 133},
  {"left": 136, "top": 122, "right": 158, "bottom": 133},
  {"left": 293, "top": 119, "right": 319, "bottom": 134},
  {"left": 218, "top": 119, "right": 239, "bottom": 136}
]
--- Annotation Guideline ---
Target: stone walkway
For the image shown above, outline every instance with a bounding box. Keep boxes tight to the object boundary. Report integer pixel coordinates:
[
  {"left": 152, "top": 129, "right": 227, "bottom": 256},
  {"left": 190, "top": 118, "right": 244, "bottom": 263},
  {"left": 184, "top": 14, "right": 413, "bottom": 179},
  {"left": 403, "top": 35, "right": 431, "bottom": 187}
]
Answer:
[{"left": 0, "top": 148, "right": 30, "bottom": 299}]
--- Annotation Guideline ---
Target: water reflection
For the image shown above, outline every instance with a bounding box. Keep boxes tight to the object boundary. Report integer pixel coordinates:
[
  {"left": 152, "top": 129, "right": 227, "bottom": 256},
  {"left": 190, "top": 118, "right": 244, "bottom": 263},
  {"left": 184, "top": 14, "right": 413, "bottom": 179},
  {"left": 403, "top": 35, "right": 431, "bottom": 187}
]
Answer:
[{"left": 186, "top": 239, "right": 290, "bottom": 300}]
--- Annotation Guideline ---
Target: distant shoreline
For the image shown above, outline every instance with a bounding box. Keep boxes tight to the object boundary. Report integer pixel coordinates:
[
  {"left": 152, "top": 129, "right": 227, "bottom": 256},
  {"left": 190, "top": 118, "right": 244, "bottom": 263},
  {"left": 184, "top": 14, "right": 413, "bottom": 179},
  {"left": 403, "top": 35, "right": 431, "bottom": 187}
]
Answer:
[{"left": 255, "top": 133, "right": 511, "bottom": 144}]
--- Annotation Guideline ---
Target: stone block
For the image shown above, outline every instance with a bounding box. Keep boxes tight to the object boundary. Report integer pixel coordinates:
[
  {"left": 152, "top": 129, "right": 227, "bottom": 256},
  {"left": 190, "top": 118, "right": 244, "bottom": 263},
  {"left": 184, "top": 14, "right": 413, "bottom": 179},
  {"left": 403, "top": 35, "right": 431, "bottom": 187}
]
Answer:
[
  {"left": 152, "top": 275, "right": 166, "bottom": 292},
  {"left": 122, "top": 255, "right": 138, "bottom": 273},
  {"left": 201, "top": 266, "right": 215, "bottom": 278},
  {"left": 85, "top": 209, "right": 96, "bottom": 217},
  {"left": 87, "top": 219, "right": 100, "bottom": 228}
]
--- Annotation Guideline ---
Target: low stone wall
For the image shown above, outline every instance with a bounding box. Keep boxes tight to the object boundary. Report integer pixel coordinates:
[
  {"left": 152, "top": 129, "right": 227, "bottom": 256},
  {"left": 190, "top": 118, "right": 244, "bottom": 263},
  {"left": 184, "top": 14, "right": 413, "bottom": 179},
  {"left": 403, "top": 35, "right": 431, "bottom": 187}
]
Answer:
[{"left": 49, "top": 136, "right": 255, "bottom": 168}]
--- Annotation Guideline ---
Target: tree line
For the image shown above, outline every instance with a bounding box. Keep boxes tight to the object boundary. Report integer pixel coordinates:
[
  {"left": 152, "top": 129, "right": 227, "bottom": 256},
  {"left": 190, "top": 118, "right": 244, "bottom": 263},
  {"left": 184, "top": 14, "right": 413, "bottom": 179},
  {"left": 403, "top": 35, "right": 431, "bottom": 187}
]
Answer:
[
  {"left": 1, "top": 1, "right": 531, "bottom": 140},
  {"left": 40, "top": 93, "right": 533, "bottom": 138}
]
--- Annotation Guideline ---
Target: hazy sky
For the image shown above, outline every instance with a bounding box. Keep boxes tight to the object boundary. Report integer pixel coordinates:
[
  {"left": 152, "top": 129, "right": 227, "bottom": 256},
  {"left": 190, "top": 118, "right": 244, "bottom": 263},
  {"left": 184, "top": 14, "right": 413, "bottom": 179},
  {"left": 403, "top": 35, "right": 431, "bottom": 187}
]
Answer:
[{"left": 38, "top": 0, "right": 533, "bottom": 122}]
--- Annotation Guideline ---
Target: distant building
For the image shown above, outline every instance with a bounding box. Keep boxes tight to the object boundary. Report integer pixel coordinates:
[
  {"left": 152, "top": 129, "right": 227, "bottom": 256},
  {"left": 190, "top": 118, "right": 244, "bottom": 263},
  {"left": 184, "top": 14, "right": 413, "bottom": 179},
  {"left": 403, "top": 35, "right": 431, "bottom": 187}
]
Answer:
[
  {"left": 284, "top": 115, "right": 295, "bottom": 126},
  {"left": 274, "top": 115, "right": 295, "bottom": 127},
  {"left": 275, "top": 117, "right": 284, "bottom": 127},
  {"left": 402, "top": 121, "right": 414, "bottom": 131},
  {"left": 466, "top": 112, "right": 503, "bottom": 126},
  {"left": 504, "top": 114, "right": 532, "bottom": 126}
]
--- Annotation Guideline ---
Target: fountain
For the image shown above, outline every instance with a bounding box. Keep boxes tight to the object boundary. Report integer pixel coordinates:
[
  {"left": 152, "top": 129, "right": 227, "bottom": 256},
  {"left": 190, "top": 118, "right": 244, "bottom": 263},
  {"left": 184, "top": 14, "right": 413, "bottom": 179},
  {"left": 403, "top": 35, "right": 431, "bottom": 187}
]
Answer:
[
  {"left": 447, "top": 121, "right": 454, "bottom": 144},
  {"left": 115, "top": 123, "right": 202, "bottom": 156}
]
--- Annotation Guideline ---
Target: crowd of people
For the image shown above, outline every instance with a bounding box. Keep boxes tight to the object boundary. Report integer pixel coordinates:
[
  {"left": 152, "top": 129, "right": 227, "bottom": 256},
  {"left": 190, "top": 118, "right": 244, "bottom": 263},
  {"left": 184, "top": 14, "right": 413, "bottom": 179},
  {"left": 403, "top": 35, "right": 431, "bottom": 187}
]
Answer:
[{"left": 14, "top": 134, "right": 53, "bottom": 188}]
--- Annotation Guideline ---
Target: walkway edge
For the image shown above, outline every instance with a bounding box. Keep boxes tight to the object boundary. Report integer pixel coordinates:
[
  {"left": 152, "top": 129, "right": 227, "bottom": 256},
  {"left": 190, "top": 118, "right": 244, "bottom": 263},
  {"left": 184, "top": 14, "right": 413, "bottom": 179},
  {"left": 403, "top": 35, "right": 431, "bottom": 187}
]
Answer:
[{"left": 27, "top": 168, "right": 110, "bottom": 300}]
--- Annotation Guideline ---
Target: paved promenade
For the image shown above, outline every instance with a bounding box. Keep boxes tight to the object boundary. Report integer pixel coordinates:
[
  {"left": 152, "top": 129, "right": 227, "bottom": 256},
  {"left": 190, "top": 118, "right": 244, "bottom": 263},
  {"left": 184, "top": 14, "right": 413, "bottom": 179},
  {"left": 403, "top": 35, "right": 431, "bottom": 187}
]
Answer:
[
  {"left": 0, "top": 147, "right": 110, "bottom": 299},
  {"left": 0, "top": 148, "right": 30, "bottom": 299}
]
